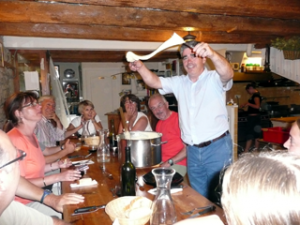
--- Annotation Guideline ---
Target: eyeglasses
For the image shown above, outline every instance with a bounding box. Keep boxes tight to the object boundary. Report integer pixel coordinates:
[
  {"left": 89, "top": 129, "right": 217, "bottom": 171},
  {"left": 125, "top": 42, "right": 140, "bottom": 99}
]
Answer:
[
  {"left": 124, "top": 100, "right": 136, "bottom": 105},
  {"left": 182, "top": 53, "right": 197, "bottom": 61},
  {"left": 0, "top": 149, "right": 27, "bottom": 170},
  {"left": 150, "top": 102, "right": 165, "bottom": 111},
  {"left": 21, "top": 101, "right": 41, "bottom": 109}
]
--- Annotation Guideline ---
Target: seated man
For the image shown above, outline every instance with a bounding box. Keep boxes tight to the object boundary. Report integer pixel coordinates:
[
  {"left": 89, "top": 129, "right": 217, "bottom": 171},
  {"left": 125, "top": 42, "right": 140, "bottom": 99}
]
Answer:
[
  {"left": 148, "top": 93, "right": 187, "bottom": 176},
  {"left": 35, "top": 95, "right": 82, "bottom": 163},
  {"left": 0, "top": 130, "right": 84, "bottom": 224}
]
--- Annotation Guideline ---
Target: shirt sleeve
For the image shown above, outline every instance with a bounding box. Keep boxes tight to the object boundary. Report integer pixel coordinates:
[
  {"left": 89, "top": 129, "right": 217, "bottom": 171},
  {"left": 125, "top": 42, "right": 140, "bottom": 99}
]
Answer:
[
  {"left": 0, "top": 201, "right": 53, "bottom": 225},
  {"left": 158, "top": 76, "right": 181, "bottom": 95}
]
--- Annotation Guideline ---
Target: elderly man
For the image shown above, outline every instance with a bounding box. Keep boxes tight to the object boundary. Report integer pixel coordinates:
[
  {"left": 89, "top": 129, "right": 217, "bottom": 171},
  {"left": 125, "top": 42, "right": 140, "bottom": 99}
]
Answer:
[
  {"left": 129, "top": 41, "right": 233, "bottom": 202},
  {"left": 35, "top": 96, "right": 82, "bottom": 163},
  {"left": 148, "top": 93, "right": 187, "bottom": 176},
  {"left": 0, "top": 130, "right": 84, "bottom": 225}
]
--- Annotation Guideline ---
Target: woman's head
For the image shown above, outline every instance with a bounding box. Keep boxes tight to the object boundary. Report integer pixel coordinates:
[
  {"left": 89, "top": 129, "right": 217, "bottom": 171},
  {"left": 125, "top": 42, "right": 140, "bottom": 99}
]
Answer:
[
  {"left": 245, "top": 83, "right": 256, "bottom": 95},
  {"left": 120, "top": 94, "right": 141, "bottom": 112},
  {"left": 3, "top": 91, "right": 40, "bottom": 126},
  {"left": 78, "top": 100, "right": 95, "bottom": 119},
  {"left": 221, "top": 152, "right": 300, "bottom": 225},
  {"left": 284, "top": 119, "right": 300, "bottom": 155}
]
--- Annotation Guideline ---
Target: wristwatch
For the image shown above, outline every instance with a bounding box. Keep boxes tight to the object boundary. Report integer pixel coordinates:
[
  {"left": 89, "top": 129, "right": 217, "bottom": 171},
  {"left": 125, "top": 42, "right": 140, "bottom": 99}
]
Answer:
[
  {"left": 168, "top": 159, "right": 174, "bottom": 166},
  {"left": 40, "top": 189, "right": 52, "bottom": 203}
]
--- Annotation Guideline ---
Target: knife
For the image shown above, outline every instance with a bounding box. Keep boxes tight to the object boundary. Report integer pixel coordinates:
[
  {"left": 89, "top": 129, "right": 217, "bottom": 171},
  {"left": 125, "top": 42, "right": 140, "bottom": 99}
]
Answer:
[
  {"left": 72, "top": 204, "right": 106, "bottom": 215},
  {"left": 188, "top": 205, "right": 216, "bottom": 219}
]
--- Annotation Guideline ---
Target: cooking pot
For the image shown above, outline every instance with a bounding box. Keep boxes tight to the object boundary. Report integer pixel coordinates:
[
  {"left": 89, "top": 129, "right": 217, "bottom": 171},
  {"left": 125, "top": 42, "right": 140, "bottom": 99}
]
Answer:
[{"left": 116, "top": 131, "right": 165, "bottom": 168}]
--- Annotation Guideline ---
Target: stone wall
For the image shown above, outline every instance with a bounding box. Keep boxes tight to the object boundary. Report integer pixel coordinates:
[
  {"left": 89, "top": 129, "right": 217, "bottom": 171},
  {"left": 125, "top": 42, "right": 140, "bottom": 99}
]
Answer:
[{"left": 0, "top": 37, "right": 14, "bottom": 129}]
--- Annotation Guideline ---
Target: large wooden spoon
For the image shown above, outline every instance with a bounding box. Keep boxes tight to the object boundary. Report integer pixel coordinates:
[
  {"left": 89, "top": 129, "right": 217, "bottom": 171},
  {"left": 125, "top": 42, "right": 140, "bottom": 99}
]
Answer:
[{"left": 118, "top": 107, "right": 128, "bottom": 132}]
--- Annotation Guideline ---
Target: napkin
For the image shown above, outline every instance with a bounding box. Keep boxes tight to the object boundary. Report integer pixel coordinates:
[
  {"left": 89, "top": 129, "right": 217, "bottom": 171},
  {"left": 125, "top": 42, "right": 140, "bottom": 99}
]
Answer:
[
  {"left": 148, "top": 187, "right": 183, "bottom": 195},
  {"left": 70, "top": 180, "right": 98, "bottom": 188}
]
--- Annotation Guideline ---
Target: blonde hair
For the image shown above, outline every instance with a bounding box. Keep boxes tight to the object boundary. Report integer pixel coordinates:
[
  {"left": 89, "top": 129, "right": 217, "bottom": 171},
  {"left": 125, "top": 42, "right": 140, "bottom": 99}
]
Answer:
[
  {"left": 221, "top": 151, "right": 300, "bottom": 225},
  {"left": 78, "top": 100, "right": 94, "bottom": 114}
]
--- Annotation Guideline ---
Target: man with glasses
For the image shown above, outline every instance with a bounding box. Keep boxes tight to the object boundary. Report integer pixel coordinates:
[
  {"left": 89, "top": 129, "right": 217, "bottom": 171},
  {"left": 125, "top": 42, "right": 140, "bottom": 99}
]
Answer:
[
  {"left": 129, "top": 41, "right": 233, "bottom": 203},
  {"left": 0, "top": 130, "right": 84, "bottom": 225},
  {"left": 148, "top": 93, "right": 187, "bottom": 176}
]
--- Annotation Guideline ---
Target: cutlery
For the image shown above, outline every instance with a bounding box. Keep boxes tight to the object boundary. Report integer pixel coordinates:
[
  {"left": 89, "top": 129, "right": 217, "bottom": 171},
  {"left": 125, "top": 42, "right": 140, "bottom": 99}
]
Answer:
[
  {"left": 72, "top": 204, "right": 106, "bottom": 216},
  {"left": 69, "top": 153, "right": 92, "bottom": 159},
  {"left": 188, "top": 205, "right": 216, "bottom": 218},
  {"left": 181, "top": 205, "right": 214, "bottom": 215}
]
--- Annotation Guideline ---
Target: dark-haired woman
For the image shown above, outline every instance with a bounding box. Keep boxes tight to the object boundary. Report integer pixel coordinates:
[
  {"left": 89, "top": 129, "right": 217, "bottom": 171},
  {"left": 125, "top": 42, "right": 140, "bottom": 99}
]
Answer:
[
  {"left": 118, "top": 94, "right": 152, "bottom": 134},
  {"left": 241, "top": 84, "right": 262, "bottom": 152},
  {"left": 3, "top": 92, "right": 81, "bottom": 207}
]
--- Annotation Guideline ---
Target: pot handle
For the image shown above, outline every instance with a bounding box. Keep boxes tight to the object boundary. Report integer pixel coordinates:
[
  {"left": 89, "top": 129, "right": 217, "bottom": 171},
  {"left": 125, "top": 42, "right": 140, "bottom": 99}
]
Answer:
[{"left": 151, "top": 141, "right": 168, "bottom": 147}]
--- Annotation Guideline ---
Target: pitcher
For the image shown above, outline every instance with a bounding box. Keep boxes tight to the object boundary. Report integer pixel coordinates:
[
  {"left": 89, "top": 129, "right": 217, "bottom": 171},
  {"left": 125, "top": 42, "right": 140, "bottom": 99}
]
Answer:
[{"left": 150, "top": 168, "right": 177, "bottom": 225}]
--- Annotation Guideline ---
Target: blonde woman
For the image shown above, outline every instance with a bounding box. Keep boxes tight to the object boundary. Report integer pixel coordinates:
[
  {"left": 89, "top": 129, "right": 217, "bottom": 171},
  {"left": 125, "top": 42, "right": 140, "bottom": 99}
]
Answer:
[{"left": 67, "top": 100, "right": 103, "bottom": 136}]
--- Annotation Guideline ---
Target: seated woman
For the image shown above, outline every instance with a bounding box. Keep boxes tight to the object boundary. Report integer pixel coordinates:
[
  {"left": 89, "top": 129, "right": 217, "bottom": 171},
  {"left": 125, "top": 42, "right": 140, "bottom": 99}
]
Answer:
[
  {"left": 67, "top": 100, "right": 103, "bottom": 136},
  {"left": 175, "top": 151, "right": 300, "bottom": 225},
  {"left": 3, "top": 91, "right": 81, "bottom": 213},
  {"left": 118, "top": 94, "right": 152, "bottom": 133}
]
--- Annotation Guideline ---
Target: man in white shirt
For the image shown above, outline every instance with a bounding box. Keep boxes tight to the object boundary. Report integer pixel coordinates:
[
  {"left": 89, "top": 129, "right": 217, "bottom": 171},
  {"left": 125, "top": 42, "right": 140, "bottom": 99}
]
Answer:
[{"left": 129, "top": 41, "right": 233, "bottom": 202}]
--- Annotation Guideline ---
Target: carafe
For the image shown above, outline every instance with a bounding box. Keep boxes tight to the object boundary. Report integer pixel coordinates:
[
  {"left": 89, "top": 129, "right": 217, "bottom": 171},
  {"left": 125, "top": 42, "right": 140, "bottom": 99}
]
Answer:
[
  {"left": 150, "top": 168, "right": 177, "bottom": 225},
  {"left": 97, "top": 131, "right": 110, "bottom": 162}
]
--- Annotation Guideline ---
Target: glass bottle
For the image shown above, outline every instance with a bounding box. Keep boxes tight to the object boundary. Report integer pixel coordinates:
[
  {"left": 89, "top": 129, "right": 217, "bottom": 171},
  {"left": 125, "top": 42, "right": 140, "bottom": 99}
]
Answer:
[
  {"left": 120, "top": 146, "right": 136, "bottom": 196},
  {"left": 150, "top": 168, "right": 177, "bottom": 225},
  {"left": 97, "top": 131, "right": 110, "bottom": 162}
]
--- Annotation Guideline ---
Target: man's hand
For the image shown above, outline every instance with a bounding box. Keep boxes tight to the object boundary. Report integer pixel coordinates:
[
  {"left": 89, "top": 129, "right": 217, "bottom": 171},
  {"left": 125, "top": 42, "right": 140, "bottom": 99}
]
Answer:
[
  {"left": 44, "top": 193, "right": 84, "bottom": 212},
  {"left": 63, "top": 139, "right": 75, "bottom": 154},
  {"left": 129, "top": 60, "right": 144, "bottom": 72},
  {"left": 58, "top": 158, "right": 72, "bottom": 168},
  {"left": 193, "top": 42, "right": 215, "bottom": 59},
  {"left": 160, "top": 161, "right": 171, "bottom": 167}
]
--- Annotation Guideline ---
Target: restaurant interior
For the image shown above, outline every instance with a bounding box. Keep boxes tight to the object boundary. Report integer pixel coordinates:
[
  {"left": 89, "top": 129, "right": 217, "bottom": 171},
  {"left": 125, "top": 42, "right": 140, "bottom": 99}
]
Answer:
[{"left": 0, "top": 1, "right": 300, "bottom": 224}]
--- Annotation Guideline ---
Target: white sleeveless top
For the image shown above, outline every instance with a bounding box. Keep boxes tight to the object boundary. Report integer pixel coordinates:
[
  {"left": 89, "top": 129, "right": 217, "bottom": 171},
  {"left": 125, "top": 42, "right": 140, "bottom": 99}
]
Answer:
[{"left": 133, "top": 112, "right": 152, "bottom": 131}]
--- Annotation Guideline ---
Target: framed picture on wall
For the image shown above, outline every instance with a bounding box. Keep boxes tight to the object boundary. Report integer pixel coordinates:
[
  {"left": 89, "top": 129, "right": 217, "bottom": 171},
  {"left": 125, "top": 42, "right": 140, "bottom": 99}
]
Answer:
[
  {"left": 122, "top": 73, "right": 131, "bottom": 85},
  {"left": 0, "top": 42, "right": 4, "bottom": 68}
]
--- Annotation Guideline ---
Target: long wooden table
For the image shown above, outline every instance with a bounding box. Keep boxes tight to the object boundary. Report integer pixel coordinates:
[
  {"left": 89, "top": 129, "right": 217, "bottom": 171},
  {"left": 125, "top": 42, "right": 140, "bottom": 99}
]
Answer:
[{"left": 62, "top": 145, "right": 227, "bottom": 224}]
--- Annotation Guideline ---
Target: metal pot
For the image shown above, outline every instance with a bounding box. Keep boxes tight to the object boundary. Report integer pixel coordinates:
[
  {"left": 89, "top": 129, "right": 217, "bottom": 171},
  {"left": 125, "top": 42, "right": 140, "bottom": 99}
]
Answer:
[{"left": 116, "top": 131, "right": 164, "bottom": 168}]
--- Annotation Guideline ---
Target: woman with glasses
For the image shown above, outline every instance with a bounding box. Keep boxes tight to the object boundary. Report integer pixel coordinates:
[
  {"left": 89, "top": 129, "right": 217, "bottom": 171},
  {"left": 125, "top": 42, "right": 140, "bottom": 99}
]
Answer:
[
  {"left": 3, "top": 92, "right": 81, "bottom": 212},
  {"left": 118, "top": 94, "right": 152, "bottom": 133},
  {"left": 67, "top": 100, "right": 103, "bottom": 136}
]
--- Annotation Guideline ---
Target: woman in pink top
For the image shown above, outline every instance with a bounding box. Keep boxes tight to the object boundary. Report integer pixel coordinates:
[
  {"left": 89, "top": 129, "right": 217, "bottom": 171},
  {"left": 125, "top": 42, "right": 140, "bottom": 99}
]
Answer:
[{"left": 4, "top": 91, "right": 81, "bottom": 205}]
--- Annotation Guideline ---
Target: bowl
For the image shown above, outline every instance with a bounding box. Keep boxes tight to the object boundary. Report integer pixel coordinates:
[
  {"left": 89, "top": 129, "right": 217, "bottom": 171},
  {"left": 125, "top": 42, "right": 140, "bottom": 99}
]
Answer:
[
  {"left": 105, "top": 196, "right": 152, "bottom": 225},
  {"left": 84, "top": 136, "right": 100, "bottom": 147}
]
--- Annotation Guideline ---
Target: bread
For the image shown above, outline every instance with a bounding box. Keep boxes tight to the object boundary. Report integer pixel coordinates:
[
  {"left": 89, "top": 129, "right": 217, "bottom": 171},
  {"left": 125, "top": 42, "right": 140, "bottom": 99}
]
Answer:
[
  {"left": 123, "top": 196, "right": 151, "bottom": 219},
  {"left": 125, "top": 207, "right": 151, "bottom": 219},
  {"left": 77, "top": 178, "right": 92, "bottom": 185}
]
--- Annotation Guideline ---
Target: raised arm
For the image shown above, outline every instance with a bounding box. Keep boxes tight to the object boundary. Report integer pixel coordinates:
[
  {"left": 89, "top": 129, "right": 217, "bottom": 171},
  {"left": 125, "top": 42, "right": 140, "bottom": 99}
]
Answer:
[
  {"left": 129, "top": 60, "right": 162, "bottom": 89},
  {"left": 193, "top": 43, "right": 234, "bottom": 84}
]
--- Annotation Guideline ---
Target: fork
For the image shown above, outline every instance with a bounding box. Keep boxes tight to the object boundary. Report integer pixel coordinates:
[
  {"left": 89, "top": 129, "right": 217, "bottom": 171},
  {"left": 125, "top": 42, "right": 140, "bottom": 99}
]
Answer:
[{"left": 181, "top": 205, "right": 213, "bottom": 215}]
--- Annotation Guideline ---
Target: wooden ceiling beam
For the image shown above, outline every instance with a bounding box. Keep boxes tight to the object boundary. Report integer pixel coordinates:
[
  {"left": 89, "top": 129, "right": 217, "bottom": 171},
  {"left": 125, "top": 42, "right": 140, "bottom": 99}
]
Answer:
[
  {"left": 21, "top": 0, "right": 300, "bottom": 20},
  {"left": 1, "top": 1, "right": 300, "bottom": 36},
  {"left": 0, "top": 22, "right": 282, "bottom": 44},
  {"left": 49, "top": 50, "right": 181, "bottom": 62}
]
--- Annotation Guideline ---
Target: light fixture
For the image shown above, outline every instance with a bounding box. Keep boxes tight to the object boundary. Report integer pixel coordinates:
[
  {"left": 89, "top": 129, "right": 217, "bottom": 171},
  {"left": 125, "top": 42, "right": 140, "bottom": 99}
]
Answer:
[{"left": 183, "top": 32, "right": 196, "bottom": 42}]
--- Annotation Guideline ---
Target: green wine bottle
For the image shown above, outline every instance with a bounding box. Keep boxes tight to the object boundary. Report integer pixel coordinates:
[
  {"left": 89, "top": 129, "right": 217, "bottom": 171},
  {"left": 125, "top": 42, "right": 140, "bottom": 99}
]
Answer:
[{"left": 120, "top": 146, "right": 136, "bottom": 196}]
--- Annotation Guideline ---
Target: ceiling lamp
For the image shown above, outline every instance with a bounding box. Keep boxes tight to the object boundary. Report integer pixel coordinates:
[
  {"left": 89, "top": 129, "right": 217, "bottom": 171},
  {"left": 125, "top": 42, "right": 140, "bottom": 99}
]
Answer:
[{"left": 183, "top": 32, "right": 196, "bottom": 42}]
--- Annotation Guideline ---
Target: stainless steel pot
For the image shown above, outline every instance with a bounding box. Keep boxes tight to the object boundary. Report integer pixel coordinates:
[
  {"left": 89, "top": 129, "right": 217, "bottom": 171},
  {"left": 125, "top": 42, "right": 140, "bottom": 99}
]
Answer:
[{"left": 116, "top": 131, "right": 165, "bottom": 168}]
